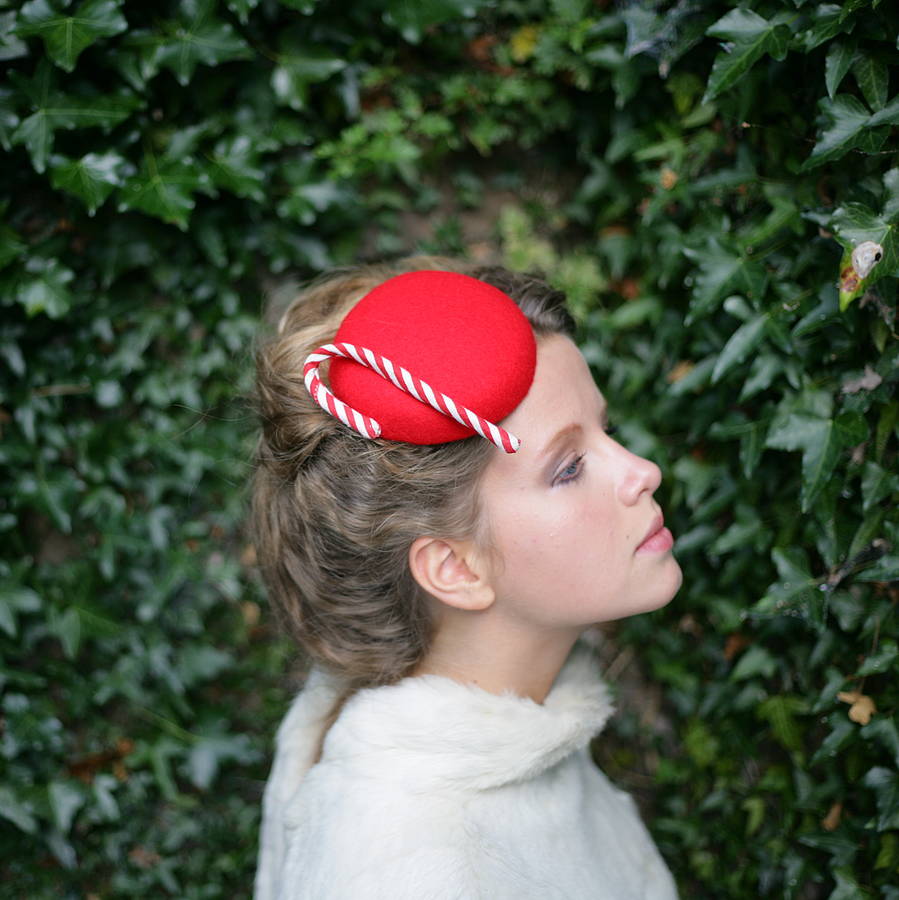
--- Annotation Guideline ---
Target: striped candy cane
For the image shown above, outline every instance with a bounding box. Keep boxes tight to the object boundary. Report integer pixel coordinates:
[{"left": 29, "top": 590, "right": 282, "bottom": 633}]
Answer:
[{"left": 303, "top": 342, "right": 521, "bottom": 453}]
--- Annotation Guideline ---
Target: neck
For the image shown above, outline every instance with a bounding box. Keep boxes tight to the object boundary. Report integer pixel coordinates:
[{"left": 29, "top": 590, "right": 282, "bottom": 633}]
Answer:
[{"left": 415, "top": 612, "right": 582, "bottom": 703}]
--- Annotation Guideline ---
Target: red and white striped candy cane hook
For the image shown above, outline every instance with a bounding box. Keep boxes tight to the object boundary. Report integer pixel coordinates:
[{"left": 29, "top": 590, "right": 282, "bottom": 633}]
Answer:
[{"left": 302, "top": 342, "right": 521, "bottom": 453}]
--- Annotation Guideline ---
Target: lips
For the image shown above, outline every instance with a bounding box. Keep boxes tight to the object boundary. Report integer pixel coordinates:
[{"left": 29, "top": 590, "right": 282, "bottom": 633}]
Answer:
[
  {"left": 636, "top": 513, "right": 673, "bottom": 553},
  {"left": 640, "top": 514, "right": 663, "bottom": 545}
]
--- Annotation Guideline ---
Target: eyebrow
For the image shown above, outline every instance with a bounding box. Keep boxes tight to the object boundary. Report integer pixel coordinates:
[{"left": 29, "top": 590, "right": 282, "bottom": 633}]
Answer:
[
  {"left": 537, "top": 423, "right": 583, "bottom": 461},
  {"left": 536, "top": 401, "right": 609, "bottom": 461}
]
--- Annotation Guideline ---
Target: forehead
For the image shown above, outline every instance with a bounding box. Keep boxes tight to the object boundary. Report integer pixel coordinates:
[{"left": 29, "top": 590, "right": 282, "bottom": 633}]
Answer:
[{"left": 486, "top": 335, "right": 604, "bottom": 472}]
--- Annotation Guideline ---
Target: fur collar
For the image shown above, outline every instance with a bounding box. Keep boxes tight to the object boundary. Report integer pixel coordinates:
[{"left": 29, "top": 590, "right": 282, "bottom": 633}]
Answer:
[{"left": 320, "top": 645, "right": 614, "bottom": 791}]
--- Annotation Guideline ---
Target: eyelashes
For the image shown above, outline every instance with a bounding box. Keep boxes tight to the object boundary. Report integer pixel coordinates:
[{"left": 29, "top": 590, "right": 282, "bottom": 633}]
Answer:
[
  {"left": 552, "top": 424, "right": 619, "bottom": 487},
  {"left": 554, "top": 453, "right": 585, "bottom": 486}
]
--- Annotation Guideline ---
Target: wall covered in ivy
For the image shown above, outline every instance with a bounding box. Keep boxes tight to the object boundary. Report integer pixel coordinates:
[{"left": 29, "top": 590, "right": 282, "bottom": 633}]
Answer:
[{"left": 1, "top": 0, "right": 897, "bottom": 895}]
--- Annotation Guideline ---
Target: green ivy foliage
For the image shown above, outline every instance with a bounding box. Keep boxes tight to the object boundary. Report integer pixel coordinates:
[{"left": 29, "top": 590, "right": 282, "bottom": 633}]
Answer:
[{"left": 1, "top": 0, "right": 897, "bottom": 895}]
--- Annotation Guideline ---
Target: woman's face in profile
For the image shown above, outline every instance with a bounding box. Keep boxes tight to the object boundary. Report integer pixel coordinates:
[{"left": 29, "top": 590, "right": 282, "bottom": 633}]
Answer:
[{"left": 474, "top": 335, "right": 682, "bottom": 635}]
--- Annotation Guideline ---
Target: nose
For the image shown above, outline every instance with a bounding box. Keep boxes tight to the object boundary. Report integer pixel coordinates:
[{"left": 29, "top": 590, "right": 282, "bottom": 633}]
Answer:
[{"left": 616, "top": 447, "right": 662, "bottom": 506}]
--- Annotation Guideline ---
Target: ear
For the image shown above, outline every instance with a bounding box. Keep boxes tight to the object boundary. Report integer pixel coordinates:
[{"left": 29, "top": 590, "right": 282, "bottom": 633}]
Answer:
[{"left": 408, "top": 537, "right": 495, "bottom": 612}]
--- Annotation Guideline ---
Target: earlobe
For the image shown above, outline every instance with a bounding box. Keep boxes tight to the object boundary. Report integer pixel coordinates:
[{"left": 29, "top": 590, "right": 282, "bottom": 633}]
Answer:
[{"left": 408, "top": 537, "right": 495, "bottom": 612}]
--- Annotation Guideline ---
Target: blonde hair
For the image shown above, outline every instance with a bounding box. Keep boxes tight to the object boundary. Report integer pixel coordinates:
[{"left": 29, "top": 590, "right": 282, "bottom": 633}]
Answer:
[{"left": 252, "top": 257, "right": 572, "bottom": 695}]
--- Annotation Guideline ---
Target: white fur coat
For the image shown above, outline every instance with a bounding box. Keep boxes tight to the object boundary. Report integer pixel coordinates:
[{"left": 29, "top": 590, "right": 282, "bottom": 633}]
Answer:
[{"left": 255, "top": 647, "right": 678, "bottom": 899}]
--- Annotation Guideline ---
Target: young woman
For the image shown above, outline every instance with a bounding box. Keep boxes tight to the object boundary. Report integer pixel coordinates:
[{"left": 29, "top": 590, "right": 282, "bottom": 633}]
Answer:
[{"left": 252, "top": 258, "right": 682, "bottom": 899}]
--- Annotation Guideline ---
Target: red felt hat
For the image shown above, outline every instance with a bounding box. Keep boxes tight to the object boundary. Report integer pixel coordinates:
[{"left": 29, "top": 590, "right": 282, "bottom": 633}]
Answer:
[{"left": 324, "top": 270, "right": 536, "bottom": 447}]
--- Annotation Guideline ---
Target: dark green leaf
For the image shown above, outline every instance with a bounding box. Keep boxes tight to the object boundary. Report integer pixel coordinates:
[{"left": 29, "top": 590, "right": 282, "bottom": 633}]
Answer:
[
  {"left": 118, "top": 156, "right": 209, "bottom": 229},
  {"left": 731, "top": 644, "right": 778, "bottom": 681},
  {"left": 187, "top": 734, "right": 257, "bottom": 790},
  {"left": 683, "top": 239, "right": 767, "bottom": 323},
  {"left": 712, "top": 313, "right": 769, "bottom": 383},
  {"left": 862, "top": 717, "right": 899, "bottom": 768},
  {"left": 15, "top": 0, "right": 127, "bottom": 73},
  {"left": 810, "top": 714, "right": 854, "bottom": 766},
  {"left": 804, "top": 94, "right": 871, "bottom": 170},
  {"left": 9, "top": 62, "right": 139, "bottom": 172},
  {"left": 0, "top": 786, "right": 38, "bottom": 834},
  {"left": 794, "top": 4, "right": 847, "bottom": 52},
  {"left": 0, "top": 223, "right": 26, "bottom": 270},
  {"left": 49, "top": 150, "right": 132, "bottom": 214},
  {"left": 757, "top": 694, "right": 807, "bottom": 751},
  {"left": 152, "top": 0, "right": 252, "bottom": 86},
  {"left": 825, "top": 41, "right": 856, "bottom": 99},
  {"left": 17, "top": 257, "right": 74, "bottom": 318},
  {"left": 225, "top": 0, "right": 259, "bottom": 23},
  {"left": 704, "top": 9, "right": 791, "bottom": 100},
  {"left": 47, "top": 606, "right": 81, "bottom": 659},
  {"left": 883, "top": 169, "right": 899, "bottom": 223},
  {"left": 834, "top": 410, "right": 868, "bottom": 448},
  {"left": 867, "top": 94, "right": 899, "bottom": 128},
  {"left": 863, "top": 768, "right": 899, "bottom": 830},
  {"left": 0, "top": 11, "right": 29, "bottom": 62},
  {"left": 383, "top": 0, "right": 490, "bottom": 43},
  {"left": 862, "top": 461, "right": 899, "bottom": 512},
  {"left": 0, "top": 86, "right": 20, "bottom": 150},
  {"left": 206, "top": 135, "right": 265, "bottom": 202},
  {"left": 766, "top": 413, "right": 843, "bottom": 512},
  {"left": 48, "top": 780, "right": 84, "bottom": 834},
  {"left": 853, "top": 55, "right": 889, "bottom": 111},
  {"left": 857, "top": 640, "right": 898, "bottom": 676}
]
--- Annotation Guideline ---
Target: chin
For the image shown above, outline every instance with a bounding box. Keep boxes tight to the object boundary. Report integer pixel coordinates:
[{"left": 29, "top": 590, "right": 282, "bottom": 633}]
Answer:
[{"left": 630, "top": 558, "right": 683, "bottom": 618}]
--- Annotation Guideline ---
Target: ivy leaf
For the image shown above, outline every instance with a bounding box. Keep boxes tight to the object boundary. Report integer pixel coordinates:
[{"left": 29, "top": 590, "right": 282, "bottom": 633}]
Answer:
[
  {"left": 838, "top": 0, "right": 877, "bottom": 23},
  {"left": 683, "top": 239, "right": 768, "bottom": 323},
  {"left": 793, "top": 3, "right": 847, "bottom": 52},
  {"left": 863, "top": 768, "right": 899, "bottom": 830},
  {"left": 383, "top": 0, "right": 490, "bottom": 43},
  {"left": 119, "top": 156, "right": 209, "bottom": 230},
  {"left": 47, "top": 780, "right": 84, "bottom": 834},
  {"left": 17, "top": 257, "right": 75, "bottom": 318},
  {"left": 152, "top": 0, "right": 252, "bottom": 86},
  {"left": 883, "top": 169, "right": 899, "bottom": 223},
  {"left": 712, "top": 312, "right": 769, "bottom": 383},
  {"left": 206, "top": 135, "right": 265, "bottom": 202},
  {"left": 187, "top": 733, "right": 257, "bottom": 790},
  {"left": 47, "top": 606, "right": 81, "bottom": 658},
  {"left": 757, "top": 694, "right": 807, "bottom": 752},
  {"left": 49, "top": 151, "right": 132, "bottom": 214},
  {"left": 0, "top": 586, "right": 41, "bottom": 638},
  {"left": 804, "top": 94, "right": 875, "bottom": 170},
  {"left": 9, "top": 61, "right": 139, "bottom": 172},
  {"left": 0, "top": 86, "right": 20, "bottom": 150},
  {"left": 853, "top": 54, "right": 889, "bottom": 111},
  {"left": 766, "top": 413, "right": 845, "bottom": 512},
  {"left": 857, "top": 640, "right": 898, "bottom": 677},
  {"left": 824, "top": 40, "right": 856, "bottom": 100},
  {"left": 867, "top": 93, "right": 899, "bottom": 129},
  {"left": 0, "top": 223, "right": 26, "bottom": 270},
  {"left": 731, "top": 644, "right": 778, "bottom": 680},
  {"left": 15, "top": 0, "right": 127, "bottom": 73},
  {"left": 0, "top": 786, "right": 38, "bottom": 834},
  {"left": 225, "top": 0, "right": 259, "bottom": 24},
  {"left": 0, "top": 11, "right": 29, "bottom": 62},
  {"left": 753, "top": 546, "right": 820, "bottom": 618},
  {"left": 271, "top": 47, "right": 346, "bottom": 110},
  {"left": 862, "top": 461, "right": 899, "bottom": 513},
  {"left": 703, "top": 9, "right": 791, "bottom": 101}
]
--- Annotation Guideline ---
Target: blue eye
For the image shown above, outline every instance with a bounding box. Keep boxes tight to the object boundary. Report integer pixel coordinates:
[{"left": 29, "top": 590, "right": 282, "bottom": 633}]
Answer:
[{"left": 554, "top": 453, "right": 585, "bottom": 486}]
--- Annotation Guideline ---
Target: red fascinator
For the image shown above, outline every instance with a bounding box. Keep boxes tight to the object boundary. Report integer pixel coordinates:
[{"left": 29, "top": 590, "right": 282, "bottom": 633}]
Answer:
[{"left": 303, "top": 271, "right": 537, "bottom": 453}]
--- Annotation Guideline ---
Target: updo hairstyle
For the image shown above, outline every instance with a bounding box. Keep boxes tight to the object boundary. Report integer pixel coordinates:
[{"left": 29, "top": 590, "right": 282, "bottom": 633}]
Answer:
[{"left": 252, "top": 257, "right": 573, "bottom": 693}]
